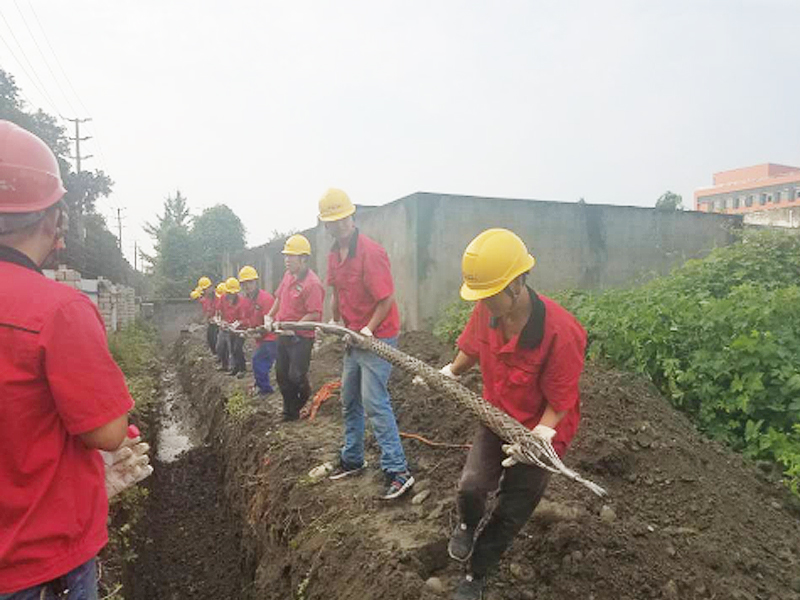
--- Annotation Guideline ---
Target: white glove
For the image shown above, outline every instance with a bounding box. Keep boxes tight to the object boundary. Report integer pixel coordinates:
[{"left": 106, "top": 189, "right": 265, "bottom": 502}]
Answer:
[
  {"left": 413, "top": 363, "right": 459, "bottom": 387},
  {"left": 263, "top": 315, "right": 274, "bottom": 332},
  {"left": 231, "top": 320, "right": 240, "bottom": 329},
  {"left": 359, "top": 326, "right": 373, "bottom": 337},
  {"left": 102, "top": 430, "right": 153, "bottom": 499},
  {"left": 440, "top": 363, "right": 458, "bottom": 379},
  {"left": 501, "top": 425, "right": 557, "bottom": 468}
]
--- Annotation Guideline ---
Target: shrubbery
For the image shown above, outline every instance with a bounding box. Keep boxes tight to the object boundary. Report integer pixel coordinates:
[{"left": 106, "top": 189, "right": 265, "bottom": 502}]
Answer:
[{"left": 558, "top": 230, "right": 800, "bottom": 495}]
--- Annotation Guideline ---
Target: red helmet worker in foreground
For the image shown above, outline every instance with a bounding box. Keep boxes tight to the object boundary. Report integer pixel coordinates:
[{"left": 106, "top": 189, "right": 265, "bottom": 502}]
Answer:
[{"left": 0, "top": 121, "right": 151, "bottom": 598}]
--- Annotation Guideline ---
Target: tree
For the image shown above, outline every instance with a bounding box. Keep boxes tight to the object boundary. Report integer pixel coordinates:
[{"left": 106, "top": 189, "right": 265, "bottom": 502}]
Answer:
[
  {"left": 142, "top": 191, "right": 196, "bottom": 297},
  {"left": 656, "top": 191, "right": 684, "bottom": 211},
  {"left": 189, "top": 204, "right": 246, "bottom": 282}
]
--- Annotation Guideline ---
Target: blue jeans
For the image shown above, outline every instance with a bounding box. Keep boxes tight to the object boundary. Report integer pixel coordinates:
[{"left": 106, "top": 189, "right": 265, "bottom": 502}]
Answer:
[
  {"left": 0, "top": 558, "right": 97, "bottom": 600},
  {"left": 252, "top": 340, "right": 277, "bottom": 394},
  {"left": 340, "top": 336, "right": 408, "bottom": 474}
]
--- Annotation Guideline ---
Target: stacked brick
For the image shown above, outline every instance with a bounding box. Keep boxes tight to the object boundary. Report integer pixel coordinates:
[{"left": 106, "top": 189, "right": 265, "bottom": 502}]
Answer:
[{"left": 48, "top": 266, "right": 137, "bottom": 333}]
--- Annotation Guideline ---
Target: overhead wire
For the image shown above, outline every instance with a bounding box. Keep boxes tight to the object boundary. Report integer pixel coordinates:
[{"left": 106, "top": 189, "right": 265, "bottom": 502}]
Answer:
[
  {"left": 0, "top": 6, "right": 63, "bottom": 117},
  {"left": 12, "top": 0, "right": 77, "bottom": 117}
]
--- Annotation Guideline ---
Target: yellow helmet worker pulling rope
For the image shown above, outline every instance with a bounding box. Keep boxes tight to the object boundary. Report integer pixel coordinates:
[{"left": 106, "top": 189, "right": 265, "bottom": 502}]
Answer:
[
  {"left": 282, "top": 234, "right": 311, "bottom": 256},
  {"left": 190, "top": 288, "right": 201, "bottom": 300},
  {"left": 238, "top": 265, "right": 258, "bottom": 282},
  {"left": 318, "top": 188, "right": 356, "bottom": 222},
  {"left": 215, "top": 282, "right": 227, "bottom": 298},
  {"left": 225, "top": 277, "right": 241, "bottom": 294},
  {"left": 460, "top": 228, "right": 536, "bottom": 301},
  {"left": 197, "top": 276, "right": 212, "bottom": 290}
]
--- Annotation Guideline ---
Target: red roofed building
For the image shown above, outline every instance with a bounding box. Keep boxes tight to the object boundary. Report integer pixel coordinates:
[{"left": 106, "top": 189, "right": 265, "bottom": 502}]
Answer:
[{"left": 695, "top": 164, "right": 800, "bottom": 214}]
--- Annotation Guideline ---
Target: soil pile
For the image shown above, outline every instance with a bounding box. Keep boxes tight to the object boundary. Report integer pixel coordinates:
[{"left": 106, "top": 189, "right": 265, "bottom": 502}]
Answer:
[{"left": 152, "top": 330, "right": 800, "bottom": 600}]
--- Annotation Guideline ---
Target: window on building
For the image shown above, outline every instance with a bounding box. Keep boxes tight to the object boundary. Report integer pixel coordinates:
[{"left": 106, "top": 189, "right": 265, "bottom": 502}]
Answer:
[
  {"left": 796, "top": 189, "right": 800, "bottom": 200},
  {"left": 715, "top": 199, "right": 723, "bottom": 212},
  {"left": 746, "top": 195, "right": 753, "bottom": 207},
  {"left": 759, "top": 193, "right": 767, "bottom": 206},
  {"left": 733, "top": 197, "right": 741, "bottom": 209},
  {"left": 766, "top": 194, "right": 773, "bottom": 203}
]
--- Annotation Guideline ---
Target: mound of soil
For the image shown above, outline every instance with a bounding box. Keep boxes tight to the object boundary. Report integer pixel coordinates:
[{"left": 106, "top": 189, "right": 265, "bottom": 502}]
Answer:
[{"left": 155, "top": 330, "right": 800, "bottom": 600}]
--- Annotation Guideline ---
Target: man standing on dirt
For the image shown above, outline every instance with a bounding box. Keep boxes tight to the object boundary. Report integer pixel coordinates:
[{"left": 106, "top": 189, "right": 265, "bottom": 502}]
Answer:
[
  {"left": 264, "top": 234, "right": 325, "bottom": 420},
  {"left": 317, "top": 188, "right": 414, "bottom": 500},
  {"left": 441, "top": 228, "right": 587, "bottom": 600},
  {"left": 217, "top": 277, "right": 245, "bottom": 375},
  {"left": 197, "top": 276, "right": 218, "bottom": 355},
  {"left": 238, "top": 265, "right": 277, "bottom": 394},
  {"left": 0, "top": 121, "right": 146, "bottom": 598}
]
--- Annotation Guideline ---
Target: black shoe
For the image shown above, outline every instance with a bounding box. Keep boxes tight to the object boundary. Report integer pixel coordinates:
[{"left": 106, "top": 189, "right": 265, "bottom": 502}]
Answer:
[
  {"left": 448, "top": 523, "right": 477, "bottom": 562},
  {"left": 452, "top": 574, "right": 485, "bottom": 600},
  {"left": 380, "top": 470, "right": 415, "bottom": 500},
  {"left": 328, "top": 459, "right": 368, "bottom": 480},
  {"left": 216, "top": 365, "right": 228, "bottom": 372}
]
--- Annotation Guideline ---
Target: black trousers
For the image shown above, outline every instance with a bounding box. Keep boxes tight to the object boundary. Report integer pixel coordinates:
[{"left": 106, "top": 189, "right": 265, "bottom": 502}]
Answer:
[
  {"left": 457, "top": 424, "right": 551, "bottom": 577},
  {"left": 207, "top": 323, "right": 219, "bottom": 354},
  {"left": 230, "top": 334, "right": 246, "bottom": 374},
  {"left": 276, "top": 335, "right": 314, "bottom": 420},
  {"left": 216, "top": 330, "right": 230, "bottom": 370}
]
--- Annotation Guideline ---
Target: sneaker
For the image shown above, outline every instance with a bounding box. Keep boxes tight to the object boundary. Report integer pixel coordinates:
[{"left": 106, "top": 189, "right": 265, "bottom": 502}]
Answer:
[
  {"left": 380, "top": 470, "right": 415, "bottom": 500},
  {"left": 452, "top": 574, "right": 485, "bottom": 600},
  {"left": 448, "top": 522, "right": 476, "bottom": 562},
  {"left": 328, "top": 459, "right": 368, "bottom": 480}
]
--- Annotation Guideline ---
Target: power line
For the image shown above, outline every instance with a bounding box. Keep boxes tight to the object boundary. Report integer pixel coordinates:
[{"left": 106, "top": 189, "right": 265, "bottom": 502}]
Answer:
[
  {"left": 0, "top": 7, "right": 63, "bottom": 117},
  {"left": 26, "top": 2, "right": 90, "bottom": 116},
  {"left": 12, "top": 0, "right": 77, "bottom": 117}
]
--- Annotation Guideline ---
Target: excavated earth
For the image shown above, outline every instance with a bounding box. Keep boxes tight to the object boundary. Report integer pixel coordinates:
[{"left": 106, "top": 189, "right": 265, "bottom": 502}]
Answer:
[{"left": 128, "top": 329, "right": 800, "bottom": 600}]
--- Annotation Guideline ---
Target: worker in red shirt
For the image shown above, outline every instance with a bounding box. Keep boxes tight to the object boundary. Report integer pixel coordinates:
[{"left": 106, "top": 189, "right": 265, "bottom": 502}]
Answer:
[
  {"left": 218, "top": 276, "right": 246, "bottom": 376},
  {"left": 197, "top": 276, "right": 218, "bottom": 354},
  {"left": 317, "top": 188, "right": 414, "bottom": 500},
  {"left": 0, "top": 121, "right": 149, "bottom": 598},
  {"left": 237, "top": 265, "right": 277, "bottom": 394},
  {"left": 212, "top": 282, "right": 227, "bottom": 366},
  {"left": 440, "top": 228, "right": 587, "bottom": 600},
  {"left": 264, "top": 235, "right": 325, "bottom": 420}
]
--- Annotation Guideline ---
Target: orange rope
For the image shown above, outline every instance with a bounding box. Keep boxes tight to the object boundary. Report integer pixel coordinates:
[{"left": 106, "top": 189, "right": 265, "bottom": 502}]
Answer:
[
  {"left": 399, "top": 432, "right": 472, "bottom": 450},
  {"left": 301, "top": 379, "right": 342, "bottom": 421}
]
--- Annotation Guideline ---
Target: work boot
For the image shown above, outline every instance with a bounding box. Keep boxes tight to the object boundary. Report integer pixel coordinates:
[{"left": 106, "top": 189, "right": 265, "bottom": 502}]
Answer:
[
  {"left": 451, "top": 574, "right": 485, "bottom": 600},
  {"left": 448, "top": 522, "right": 477, "bottom": 562}
]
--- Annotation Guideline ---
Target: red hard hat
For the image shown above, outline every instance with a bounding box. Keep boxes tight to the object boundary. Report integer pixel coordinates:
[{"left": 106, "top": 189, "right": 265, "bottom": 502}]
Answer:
[{"left": 0, "top": 120, "right": 66, "bottom": 213}]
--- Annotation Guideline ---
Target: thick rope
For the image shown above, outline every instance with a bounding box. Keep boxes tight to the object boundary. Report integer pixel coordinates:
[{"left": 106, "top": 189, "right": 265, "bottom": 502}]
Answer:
[{"left": 274, "top": 321, "right": 607, "bottom": 497}]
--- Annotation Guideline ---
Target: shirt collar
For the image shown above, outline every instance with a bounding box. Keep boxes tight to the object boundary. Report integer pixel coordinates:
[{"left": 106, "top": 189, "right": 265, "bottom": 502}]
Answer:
[
  {"left": 488, "top": 286, "right": 546, "bottom": 350},
  {"left": 0, "top": 245, "right": 43, "bottom": 274},
  {"left": 331, "top": 228, "right": 359, "bottom": 258},
  {"left": 294, "top": 267, "right": 309, "bottom": 282}
]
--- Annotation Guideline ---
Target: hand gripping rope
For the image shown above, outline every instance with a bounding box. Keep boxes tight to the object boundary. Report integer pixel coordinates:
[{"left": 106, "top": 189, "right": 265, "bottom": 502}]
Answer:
[{"left": 274, "top": 321, "right": 607, "bottom": 497}]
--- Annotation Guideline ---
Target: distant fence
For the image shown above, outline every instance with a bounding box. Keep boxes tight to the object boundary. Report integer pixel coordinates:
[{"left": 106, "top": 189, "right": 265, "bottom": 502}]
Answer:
[{"left": 227, "top": 193, "right": 742, "bottom": 330}]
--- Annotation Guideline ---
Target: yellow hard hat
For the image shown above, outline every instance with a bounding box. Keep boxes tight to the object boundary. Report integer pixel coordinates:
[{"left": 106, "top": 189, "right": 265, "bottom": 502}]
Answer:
[
  {"left": 215, "top": 282, "right": 227, "bottom": 297},
  {"left": 318, "top": 188, "right": 356, "bottom": 222},
  {"left": 238, "top": 265, "right": 259, "bottom": 282},
  {"left": 460, "top": 228, "right": 536, "bottom": 301},
  {"left": 225, "top": 277, "right": 241, "bottom": 294},
  {"left": 197, "top": 276, "right": 212, "bottom": 290},
  {"left": 190, "top": 288, "right": 201, "bottom": 300},
  {"left": 282, "top": 234, "right": 311, "bottom": 256}
]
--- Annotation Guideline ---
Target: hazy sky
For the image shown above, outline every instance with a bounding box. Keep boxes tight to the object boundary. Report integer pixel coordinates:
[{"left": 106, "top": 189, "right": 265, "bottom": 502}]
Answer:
[{"left": 2, "top": 1, "right": 799, "bottom": 264}]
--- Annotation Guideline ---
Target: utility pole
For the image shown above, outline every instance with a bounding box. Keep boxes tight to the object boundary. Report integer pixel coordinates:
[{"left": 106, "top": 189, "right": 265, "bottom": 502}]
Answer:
[
  {"left": 115, "top": 207, "right": 124, "bottom": 249},
  {"left": 67, "top": 117, "right": 92, "bottom": 173},
  {"left": 134, "top": 241, "right": 138, "bottom": 271}
]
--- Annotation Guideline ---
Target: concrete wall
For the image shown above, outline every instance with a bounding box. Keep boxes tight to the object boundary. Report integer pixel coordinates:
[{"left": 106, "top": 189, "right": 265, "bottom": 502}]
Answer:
[
  {"left": 744, "top": 206, "right": 800, "bottom": 228},
  {"left": 144, "top": 299, "right": 202, "bottom": 345},
  {"left": 230, "top": 193, "right": 741, "bottom": 330}
]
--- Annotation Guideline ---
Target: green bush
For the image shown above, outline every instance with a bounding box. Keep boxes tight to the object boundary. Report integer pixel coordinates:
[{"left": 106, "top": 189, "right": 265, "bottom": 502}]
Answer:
[
  {"left": 558, "top": 229, "right": 800, "bottom": 495},
  {"left": 433, "top": 299, "right": 473, "bottom": 345},
  {"left": 108, "top": 321, "right": 159, "bottom": 414}
]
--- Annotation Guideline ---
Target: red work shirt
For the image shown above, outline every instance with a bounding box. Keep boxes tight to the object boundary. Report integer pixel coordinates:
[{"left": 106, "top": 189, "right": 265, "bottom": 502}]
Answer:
[
  {"left": 220, "top": 294, "right": 242, "bottom": 323},
  {"left": 326, "top": 230, "right": 400, "bottom": 338},
  {"left": 275, "top": 268, "right": 325, "bottom": 338},
  {"left": 0, "top": 246, "right": 133, "bottom": 593},
  {"left": 457, "top": 289, "right": 586, "bottom": 457},
  {"left": 199, "top": 294, "right": 215, "bottom": 318},
  {"left": 239, "top": 289, "right": 276, "bottom": 343}
]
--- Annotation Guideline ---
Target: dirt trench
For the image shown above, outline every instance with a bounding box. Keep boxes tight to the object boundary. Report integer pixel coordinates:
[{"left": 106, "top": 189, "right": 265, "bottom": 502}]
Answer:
[{"left": 123, "top": 329, "right": 800, "bottom": 600}]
